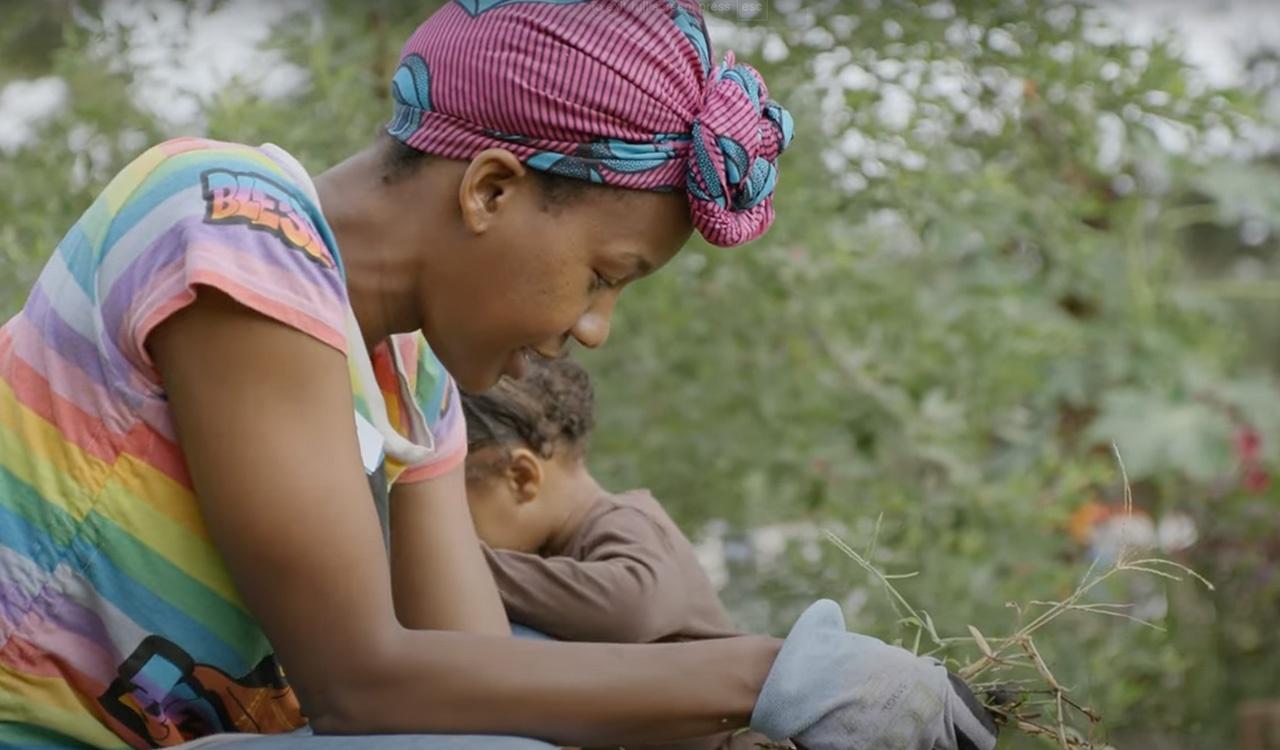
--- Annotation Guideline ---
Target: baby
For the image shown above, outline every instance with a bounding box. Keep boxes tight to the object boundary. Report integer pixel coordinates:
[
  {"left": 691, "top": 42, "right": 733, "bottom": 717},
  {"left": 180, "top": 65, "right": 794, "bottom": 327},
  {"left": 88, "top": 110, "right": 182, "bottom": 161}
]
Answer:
[{"left": 462, "top": 356, "right": 776, "bottom": 750}]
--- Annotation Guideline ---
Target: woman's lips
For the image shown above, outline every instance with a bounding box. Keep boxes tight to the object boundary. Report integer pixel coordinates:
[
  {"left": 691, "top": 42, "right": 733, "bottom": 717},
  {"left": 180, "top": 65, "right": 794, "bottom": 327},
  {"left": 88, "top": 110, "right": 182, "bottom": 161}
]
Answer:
[{"left": 502, "top": 338, "right": 570, "bottom": 382}]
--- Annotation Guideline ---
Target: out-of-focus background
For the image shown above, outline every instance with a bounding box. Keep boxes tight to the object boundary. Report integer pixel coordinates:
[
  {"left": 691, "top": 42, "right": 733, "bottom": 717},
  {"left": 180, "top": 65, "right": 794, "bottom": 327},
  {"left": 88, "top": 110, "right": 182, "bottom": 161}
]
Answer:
[{"left": 2, "top": 1, "right": 1278, "bottom": 747}]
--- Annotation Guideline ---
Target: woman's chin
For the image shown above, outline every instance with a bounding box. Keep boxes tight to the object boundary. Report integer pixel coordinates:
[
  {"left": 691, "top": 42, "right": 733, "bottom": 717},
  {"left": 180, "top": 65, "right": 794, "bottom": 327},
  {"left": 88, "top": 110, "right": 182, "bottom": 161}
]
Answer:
[
  {"left": 452, "top": 363, "right": 500, "bottom": 394},
  {"left": 501, "top": 348, "right": 530, "bottom": 381},
  {"left": 453, "top": 355, "right": 522, "bottom": 394}
]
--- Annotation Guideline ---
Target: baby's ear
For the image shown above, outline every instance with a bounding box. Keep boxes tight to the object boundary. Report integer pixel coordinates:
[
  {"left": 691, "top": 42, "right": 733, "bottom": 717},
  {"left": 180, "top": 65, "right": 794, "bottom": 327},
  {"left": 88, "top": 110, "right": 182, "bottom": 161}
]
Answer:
[{"left": 506, "top": 447, "right": 544, "bottom": 504}]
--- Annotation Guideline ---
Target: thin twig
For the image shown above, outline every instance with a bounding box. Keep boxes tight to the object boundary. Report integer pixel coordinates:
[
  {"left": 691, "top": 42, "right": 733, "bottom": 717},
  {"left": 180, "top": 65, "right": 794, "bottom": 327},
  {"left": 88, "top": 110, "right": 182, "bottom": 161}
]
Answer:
[{"left": 823, "top": 445, "right": 1211, "bottom": 750}]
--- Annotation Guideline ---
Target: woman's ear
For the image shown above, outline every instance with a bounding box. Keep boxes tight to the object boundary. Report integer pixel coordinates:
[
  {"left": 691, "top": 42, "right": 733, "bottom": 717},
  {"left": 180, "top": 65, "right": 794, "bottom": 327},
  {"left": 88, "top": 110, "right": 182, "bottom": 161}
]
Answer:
[
  {"left": 458, "top": 148, "right": 527, "bottom": 234},
  {"left": 505, "top": 447, "right": 544, "bottom": 504}
]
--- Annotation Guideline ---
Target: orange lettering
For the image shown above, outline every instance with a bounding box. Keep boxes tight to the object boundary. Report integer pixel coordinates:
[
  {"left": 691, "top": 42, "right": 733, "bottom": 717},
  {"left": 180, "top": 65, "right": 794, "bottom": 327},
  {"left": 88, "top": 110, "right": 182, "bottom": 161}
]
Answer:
[
  {"left": 253, "top": 195, "right": 281, "bottom": 231},
  {"left": 278, "top": 212, "right": 309, "bottom": 250},
  {"left": 208, "top": 187, "right": 240, "bottom": 220}
]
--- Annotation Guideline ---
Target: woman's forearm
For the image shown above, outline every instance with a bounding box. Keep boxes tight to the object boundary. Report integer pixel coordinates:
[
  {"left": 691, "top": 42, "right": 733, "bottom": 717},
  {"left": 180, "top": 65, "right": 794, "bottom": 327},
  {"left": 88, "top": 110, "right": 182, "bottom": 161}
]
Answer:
[
  {"left": 389, "top": 471, "right": 511, "bottom": 635},
  {"left": 308, "top": 630, "right": 781, "bottom": 745}
]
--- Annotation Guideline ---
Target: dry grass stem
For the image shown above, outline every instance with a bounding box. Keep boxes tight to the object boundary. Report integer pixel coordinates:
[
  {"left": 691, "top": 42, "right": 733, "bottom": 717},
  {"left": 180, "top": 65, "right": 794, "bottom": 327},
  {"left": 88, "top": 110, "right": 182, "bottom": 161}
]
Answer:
[{"left": 824, "top": 444, "right": 1211, "bottom": 750}]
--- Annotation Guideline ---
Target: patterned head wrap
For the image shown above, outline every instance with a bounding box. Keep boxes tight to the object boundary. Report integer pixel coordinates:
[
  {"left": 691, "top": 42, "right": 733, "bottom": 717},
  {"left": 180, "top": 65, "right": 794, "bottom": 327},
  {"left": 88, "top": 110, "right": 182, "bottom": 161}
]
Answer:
[{"left": 388, "top": 0, "right": 794, "bottom": 247}]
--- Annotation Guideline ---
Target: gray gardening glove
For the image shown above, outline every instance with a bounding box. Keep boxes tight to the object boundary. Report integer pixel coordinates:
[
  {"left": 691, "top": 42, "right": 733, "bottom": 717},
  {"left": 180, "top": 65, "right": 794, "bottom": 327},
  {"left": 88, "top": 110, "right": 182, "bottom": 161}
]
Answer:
[{"left": 750, "top": 600, "right": 998, "bottom": 750}]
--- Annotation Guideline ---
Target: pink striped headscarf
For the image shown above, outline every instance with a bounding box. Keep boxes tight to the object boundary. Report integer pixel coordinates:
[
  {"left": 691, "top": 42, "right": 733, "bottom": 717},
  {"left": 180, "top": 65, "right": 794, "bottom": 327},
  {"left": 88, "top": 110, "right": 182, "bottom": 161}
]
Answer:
[{"left": 388, "top": 0, "right": 794, "bottom": 247}]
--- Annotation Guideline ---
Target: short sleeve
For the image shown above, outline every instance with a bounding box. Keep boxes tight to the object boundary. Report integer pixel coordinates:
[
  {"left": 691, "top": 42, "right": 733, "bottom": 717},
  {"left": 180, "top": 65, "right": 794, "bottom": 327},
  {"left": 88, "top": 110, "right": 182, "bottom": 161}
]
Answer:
[
  {"left": 380, "top": 332, "right": 467, "bottom": 484},
  {"left": 96, "top": 141, "right": 348, "bottom": 388}
]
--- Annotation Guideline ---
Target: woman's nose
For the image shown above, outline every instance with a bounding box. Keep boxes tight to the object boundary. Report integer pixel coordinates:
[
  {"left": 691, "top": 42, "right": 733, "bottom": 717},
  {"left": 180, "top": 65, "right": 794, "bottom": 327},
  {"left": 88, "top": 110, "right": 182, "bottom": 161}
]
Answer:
[{"left": 571, "top": 295, "right": 616, "bottom": 350}]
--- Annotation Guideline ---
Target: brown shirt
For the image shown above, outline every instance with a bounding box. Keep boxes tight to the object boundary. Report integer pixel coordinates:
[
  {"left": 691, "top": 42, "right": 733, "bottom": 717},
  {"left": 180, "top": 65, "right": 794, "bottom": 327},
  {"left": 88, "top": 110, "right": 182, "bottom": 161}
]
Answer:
[{"left": 484, "top": 490, "right": 782, "bottom": 750}]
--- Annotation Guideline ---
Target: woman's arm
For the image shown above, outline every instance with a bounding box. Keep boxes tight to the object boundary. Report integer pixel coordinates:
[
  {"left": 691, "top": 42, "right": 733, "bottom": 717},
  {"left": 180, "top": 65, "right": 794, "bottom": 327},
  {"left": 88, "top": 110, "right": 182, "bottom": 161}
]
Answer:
[
  {"left": 389, "top": 471, "right": 511, "bottom": 635},
  {"left": 150, "top": 289, "right": 779, "bottom": 745}
]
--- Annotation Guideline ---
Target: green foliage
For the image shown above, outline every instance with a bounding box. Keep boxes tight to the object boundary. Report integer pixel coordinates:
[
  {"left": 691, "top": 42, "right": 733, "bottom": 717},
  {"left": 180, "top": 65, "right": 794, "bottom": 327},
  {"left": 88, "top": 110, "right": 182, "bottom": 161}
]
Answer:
[
  {"left": 201, "top": 1, "right": 446, "bottom": 169},
  {"left": 1, "top": 1, "right": 1277, "bottom": 747},
  {"left": 582, "top": 2, "right": 1280, "bottom": 746},
  {"left": 0, "top": 3, "right": 161, "bottom": 311}
]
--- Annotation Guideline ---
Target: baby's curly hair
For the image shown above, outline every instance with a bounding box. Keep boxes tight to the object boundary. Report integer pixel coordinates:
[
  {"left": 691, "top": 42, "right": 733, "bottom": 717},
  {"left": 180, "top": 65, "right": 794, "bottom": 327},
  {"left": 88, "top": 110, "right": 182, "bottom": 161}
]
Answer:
[{"left": 461, "top": 355, "right": 595, "bottom": 482}]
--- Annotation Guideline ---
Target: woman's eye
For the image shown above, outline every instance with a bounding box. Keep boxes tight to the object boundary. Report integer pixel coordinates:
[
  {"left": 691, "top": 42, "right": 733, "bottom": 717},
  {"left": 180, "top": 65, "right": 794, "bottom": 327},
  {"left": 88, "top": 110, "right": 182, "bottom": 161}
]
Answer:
[{"left": 592, "top": 272, "right": 616, "bottom": 291}]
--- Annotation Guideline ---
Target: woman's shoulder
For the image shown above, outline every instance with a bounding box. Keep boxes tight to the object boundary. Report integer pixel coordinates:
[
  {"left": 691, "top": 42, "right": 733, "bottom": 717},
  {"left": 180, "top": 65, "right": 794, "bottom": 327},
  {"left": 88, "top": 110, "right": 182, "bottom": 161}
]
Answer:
[
  {"left": 98, "top": 137, "right": 332, "bottom": 260},
  {"left": 84, "top": 137, "right": 349, "bottom": 383},
  {"left": 108, "top": 137, "right": 308, "bottom": 200}
]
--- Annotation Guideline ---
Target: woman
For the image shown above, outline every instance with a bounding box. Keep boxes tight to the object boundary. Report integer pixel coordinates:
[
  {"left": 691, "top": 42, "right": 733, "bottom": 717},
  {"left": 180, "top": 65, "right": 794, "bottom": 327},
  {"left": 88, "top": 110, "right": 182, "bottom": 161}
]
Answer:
[{"left": 0, "top": 2, "right": 996, "bottom": 749}]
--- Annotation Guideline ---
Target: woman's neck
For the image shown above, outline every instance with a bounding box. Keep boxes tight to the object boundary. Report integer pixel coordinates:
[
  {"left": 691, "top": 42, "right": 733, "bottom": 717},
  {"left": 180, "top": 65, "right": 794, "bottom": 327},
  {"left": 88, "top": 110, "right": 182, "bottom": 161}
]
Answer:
[{"left": 314, "top": 146, "right": 427, "bottom": 350}]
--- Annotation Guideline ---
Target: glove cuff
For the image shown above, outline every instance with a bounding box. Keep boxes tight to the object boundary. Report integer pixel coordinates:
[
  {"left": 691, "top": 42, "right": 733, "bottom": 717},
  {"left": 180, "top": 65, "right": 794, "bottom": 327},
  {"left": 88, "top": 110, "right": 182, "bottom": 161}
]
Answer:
[{"left": 749, "top": 599, "right": 848, "bottom": 739}]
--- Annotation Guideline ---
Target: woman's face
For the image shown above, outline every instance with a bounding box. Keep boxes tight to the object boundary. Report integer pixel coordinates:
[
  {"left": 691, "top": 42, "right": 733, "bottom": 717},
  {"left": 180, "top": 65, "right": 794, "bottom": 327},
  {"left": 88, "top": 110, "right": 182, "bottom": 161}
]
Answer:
[{"left": 423, "top": 151, "right": 693, "bottom": 393}]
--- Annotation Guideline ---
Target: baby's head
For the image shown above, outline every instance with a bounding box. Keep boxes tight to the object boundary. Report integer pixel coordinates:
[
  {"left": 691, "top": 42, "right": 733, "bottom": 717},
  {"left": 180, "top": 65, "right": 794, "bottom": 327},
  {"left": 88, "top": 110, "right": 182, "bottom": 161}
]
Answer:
[{"left": 462, "top": 356, "right": 596, "bottom": 553}]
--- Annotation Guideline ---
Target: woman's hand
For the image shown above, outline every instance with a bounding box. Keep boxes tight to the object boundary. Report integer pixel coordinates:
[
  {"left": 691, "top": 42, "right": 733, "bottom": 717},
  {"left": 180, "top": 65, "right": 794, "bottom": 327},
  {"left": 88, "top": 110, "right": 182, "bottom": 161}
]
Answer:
[{"left": 751, "top": 600, "right": 999, "bottom": 750}]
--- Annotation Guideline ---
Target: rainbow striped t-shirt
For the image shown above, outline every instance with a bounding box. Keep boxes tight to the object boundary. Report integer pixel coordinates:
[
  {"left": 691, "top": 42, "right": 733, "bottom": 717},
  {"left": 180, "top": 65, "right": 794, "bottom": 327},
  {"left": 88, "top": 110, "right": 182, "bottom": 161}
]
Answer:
[{"left": 0, "top": 138, "right": 466, "bottom": 748}]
